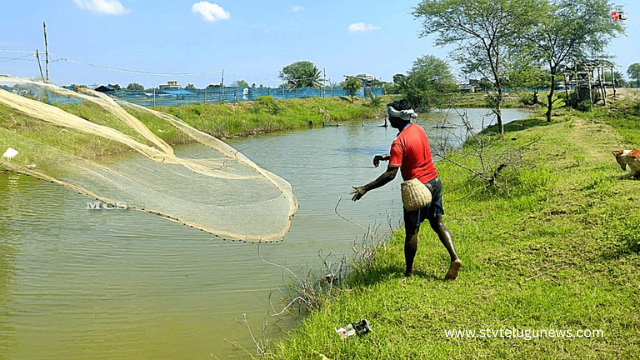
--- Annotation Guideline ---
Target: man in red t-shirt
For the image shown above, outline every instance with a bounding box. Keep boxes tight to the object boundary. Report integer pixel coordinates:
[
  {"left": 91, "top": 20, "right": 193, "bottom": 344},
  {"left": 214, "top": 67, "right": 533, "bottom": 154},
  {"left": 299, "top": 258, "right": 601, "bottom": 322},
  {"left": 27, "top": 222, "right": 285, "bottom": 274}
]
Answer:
[{"left": 351, "top": 99, "right": 461, "bottom": 279}]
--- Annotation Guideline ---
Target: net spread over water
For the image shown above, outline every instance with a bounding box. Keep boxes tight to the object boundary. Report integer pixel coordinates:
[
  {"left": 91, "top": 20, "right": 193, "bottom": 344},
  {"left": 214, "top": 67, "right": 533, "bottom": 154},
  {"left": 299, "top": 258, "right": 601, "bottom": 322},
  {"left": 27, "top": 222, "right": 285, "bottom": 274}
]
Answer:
[{"left": 0, "top": 76, "right": 298, "bottom": 242}]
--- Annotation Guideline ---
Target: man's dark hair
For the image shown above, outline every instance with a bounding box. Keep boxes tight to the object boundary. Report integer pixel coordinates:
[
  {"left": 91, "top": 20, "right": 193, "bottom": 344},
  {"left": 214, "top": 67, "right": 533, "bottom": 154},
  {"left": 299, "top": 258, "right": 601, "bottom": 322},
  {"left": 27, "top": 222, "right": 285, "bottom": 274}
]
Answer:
[{"left": 387, "top": 99, "right": 412, "bottom": 111}]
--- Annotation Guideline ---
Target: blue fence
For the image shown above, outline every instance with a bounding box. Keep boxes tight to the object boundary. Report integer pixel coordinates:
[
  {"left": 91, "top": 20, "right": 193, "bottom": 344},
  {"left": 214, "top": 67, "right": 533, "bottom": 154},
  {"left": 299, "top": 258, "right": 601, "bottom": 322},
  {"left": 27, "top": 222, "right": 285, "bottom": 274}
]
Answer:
[{"left": 108, "top": 86, "right": 384, "bottom": 107}]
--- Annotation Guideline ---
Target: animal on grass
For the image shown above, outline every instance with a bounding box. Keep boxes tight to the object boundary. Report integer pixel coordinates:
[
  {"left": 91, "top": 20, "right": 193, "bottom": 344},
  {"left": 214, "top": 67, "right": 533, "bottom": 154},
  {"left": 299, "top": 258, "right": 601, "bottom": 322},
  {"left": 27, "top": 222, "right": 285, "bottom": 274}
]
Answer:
[{"left": 612, "top": 150, "right": 640, "bottom": 180}]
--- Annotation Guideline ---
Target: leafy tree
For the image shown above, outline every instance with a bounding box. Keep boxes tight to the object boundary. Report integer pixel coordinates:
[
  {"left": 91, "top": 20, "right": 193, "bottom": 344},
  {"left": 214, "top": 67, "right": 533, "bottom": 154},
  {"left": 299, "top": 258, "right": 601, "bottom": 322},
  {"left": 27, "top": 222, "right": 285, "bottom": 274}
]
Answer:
[
  {"left": 505, "top": 62, "right": 549, "bottom": 91},
  {"left": 185, "top": 84, "right": 196, "bottom": 90},
  {"left": 393, "top": 73, "right": 406, "bottom": 85},
  {"left": 522, "top": 0, "right": 625, "bottom": 122},
  {"left": 232, "top": 80, "right": 249, "bottom": 87},
  {"left": 69, "top": 84, "right": 88, "bottom": 91},
  {"left": 628, "top": 63, "right": 640, "bottom": 87},
  {"left": 207, "top": 84, "right": 221, "bottom": 89},
  {"left": 279, "top": 61, "right": 322, "bottom": 88},
  {"left": 398, "top": 55, "right": 457, "bottom": 110},
  {"left": 602, "top": 71, "right": 626, "bottom": 87},
  {"left": 343, "top": 76, "right": 362, "bottom": 102},
  {"left": 477, "top": 78, "right": 494, "bottom": 92},
  {"left": 107, "top": 83, "right": 121, "bottom": 90},
  {"left": 126, "top": 83, "right": 144, "bottom": 90},
  {"left": 414, "top": 0, "right": 546, "bottom": 134}
]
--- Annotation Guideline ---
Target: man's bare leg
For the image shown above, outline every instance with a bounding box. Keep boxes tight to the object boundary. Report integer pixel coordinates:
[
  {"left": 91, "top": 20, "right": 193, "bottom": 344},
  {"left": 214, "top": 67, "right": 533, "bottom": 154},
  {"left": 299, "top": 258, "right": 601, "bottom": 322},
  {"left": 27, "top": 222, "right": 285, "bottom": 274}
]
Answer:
[
  {"left": 429, "top": 216, "right": 461, "bottom": 280},
  {"left": 404, "top": 225, "right": 419, "bottom": 277}
]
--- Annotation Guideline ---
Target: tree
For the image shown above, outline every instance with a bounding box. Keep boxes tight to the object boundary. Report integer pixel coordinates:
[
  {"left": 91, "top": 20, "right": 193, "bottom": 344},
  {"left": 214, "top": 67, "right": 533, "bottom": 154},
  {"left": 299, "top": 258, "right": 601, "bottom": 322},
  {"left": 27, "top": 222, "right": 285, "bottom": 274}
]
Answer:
[
  {"left": 605, "top": 71, "right": 626, "bottom": 88},
  {"left": 185, "top": 84, "right": 196, "bottom": 90},
  {"left": 107, "top": 83, "right": 121, "bottom": 90},
  {"left": 207, "top": 84, "right": 221, "bottom": 89},
  {"left": 279, "top": 61, "right": 322, "bottom": 88},
  {"left": 522, "top": 0, "right": 624, "bottom": 122},
  {"left": 398, "top": 55, "right": 457, "bottom": 110},
  {"left": 126, "top": 83, "right": 144, "bottom": 90},
  {"left": 414, "top": 0, "right": 546, "bottom": 134},
  {"left": 232, "top": 80, "right": 249, "bottom": 87},
  {"left": 343, "top": 76, "right": 362, "bottom": 102},
  {"left": 506, "top": 64, "right": 549, "bottom": 92},
  {"left": 628, "top": 63, "right": 640, "bottom": 87}
]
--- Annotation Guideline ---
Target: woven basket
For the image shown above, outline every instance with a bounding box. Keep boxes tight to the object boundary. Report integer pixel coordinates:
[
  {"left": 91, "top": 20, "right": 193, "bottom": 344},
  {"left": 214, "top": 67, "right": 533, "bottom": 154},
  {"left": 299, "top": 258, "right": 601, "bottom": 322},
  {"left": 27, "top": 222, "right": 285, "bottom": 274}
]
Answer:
[{"left": 401, "top": 178, "right": 432, "bottom": 211}]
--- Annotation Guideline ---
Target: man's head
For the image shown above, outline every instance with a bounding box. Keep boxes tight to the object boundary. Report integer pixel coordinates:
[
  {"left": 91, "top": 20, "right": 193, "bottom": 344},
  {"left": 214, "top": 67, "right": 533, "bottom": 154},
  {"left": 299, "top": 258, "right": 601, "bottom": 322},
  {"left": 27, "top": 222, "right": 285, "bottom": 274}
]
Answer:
[{"left": 387, "top": 99, "right": 417, "bottom": 129}]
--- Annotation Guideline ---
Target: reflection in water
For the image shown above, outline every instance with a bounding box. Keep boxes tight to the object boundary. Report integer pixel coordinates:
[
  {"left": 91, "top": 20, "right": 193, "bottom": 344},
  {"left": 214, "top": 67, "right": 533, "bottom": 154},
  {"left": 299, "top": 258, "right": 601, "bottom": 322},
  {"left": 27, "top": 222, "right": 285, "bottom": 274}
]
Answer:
[
  {"left": 0, "top": 109, "right": 530, "bottom": 359},
  {"left": 0, "top": 172, "right": 20, "bottom": 352}
]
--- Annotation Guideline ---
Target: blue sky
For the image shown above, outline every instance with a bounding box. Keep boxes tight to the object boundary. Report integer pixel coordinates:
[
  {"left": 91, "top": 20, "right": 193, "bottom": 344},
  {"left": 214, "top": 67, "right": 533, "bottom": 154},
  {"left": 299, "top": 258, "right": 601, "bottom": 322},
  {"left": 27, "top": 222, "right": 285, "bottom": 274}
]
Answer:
[{"left": 0, "top": 0, "right": 638, "bottom": 89}]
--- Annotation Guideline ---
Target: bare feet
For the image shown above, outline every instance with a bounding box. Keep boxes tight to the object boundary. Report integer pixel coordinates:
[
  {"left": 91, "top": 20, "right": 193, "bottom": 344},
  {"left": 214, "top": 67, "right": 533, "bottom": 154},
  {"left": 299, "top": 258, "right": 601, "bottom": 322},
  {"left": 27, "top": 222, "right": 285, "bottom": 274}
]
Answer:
[{"left": 445, "top": 259, "right": 462, "bottom": 280}]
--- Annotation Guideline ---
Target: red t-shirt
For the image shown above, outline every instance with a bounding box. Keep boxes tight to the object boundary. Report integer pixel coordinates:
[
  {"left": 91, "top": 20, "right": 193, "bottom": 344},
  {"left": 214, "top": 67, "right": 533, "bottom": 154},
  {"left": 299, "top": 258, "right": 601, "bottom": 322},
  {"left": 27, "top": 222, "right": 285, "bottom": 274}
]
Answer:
[{"left": 389, "top": 123, "right": 438, "bottom": 183}]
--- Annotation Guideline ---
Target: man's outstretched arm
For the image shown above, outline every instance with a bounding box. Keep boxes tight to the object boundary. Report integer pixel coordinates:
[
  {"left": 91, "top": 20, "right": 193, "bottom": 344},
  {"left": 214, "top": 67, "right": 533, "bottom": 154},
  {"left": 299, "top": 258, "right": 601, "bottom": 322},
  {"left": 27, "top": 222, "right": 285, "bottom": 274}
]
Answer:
[{"left": 351, "top": 166, "right": 399, "bottom": 201}]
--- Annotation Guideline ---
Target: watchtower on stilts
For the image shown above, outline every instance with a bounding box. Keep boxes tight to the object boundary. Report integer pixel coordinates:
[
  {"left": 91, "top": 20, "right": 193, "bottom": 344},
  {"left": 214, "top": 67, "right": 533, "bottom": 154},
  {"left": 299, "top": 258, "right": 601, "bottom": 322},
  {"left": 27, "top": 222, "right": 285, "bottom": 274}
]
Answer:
[{"left": 562, "top": 59, "right": 618, "bottom": 107}]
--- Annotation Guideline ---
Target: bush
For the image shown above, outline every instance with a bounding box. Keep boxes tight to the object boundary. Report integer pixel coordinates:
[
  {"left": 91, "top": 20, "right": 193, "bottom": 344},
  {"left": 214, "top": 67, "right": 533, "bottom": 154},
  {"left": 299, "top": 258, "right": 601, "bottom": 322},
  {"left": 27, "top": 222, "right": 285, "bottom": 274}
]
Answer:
[
  {"left": 577, "top": 100, "right": 592, "bottom": 112},
  {"left": 255, "top": 95, "right": 282, "bottom": 115}
]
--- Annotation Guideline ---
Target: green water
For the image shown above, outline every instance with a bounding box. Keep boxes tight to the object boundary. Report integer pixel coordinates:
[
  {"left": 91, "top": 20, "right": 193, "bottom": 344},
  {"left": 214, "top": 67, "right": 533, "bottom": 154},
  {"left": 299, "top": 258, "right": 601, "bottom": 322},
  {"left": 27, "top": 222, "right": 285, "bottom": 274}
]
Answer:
[{"left": 0, "top": 109, "right": 531, "bottom": 359}]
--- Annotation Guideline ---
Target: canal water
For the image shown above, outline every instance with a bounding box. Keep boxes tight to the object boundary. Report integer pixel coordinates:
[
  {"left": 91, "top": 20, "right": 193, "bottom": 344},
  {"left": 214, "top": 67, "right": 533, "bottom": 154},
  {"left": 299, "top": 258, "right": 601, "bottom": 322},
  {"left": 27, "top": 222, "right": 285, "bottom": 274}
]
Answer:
[{"left": 0, "top": 109, "right": 530, "bottom": 359}]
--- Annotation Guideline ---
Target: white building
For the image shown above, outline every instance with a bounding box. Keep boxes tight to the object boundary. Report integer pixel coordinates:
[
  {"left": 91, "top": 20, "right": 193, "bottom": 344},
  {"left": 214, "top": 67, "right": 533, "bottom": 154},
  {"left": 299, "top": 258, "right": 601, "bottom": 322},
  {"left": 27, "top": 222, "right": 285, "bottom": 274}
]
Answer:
[{"left": 159, "top": 81, "right": 182, "bottom": 90}]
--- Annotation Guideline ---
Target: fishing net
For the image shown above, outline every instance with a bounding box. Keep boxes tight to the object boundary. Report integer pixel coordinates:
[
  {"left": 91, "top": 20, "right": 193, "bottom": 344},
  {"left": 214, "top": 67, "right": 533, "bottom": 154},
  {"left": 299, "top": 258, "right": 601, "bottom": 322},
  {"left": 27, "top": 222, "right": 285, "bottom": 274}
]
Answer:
[{"left": 0, "top": 76, "right": 297, "bottom": 242}]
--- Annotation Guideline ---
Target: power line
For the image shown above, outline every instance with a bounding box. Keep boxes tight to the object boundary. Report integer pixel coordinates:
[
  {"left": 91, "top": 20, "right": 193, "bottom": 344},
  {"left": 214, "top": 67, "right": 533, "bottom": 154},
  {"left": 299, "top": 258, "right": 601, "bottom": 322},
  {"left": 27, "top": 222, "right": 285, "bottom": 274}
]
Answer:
[
  {"left": 50, "top": 54, "right": 224, "bottom": 77},
  {"left": 2, "top": 49, "right": 334, "bottom": 86},
  {"left": 0, "top": 53, "right": 36, "bottom": 64},
  {"left": 0, "top": 49, "right": 34, "bottom": 54}
]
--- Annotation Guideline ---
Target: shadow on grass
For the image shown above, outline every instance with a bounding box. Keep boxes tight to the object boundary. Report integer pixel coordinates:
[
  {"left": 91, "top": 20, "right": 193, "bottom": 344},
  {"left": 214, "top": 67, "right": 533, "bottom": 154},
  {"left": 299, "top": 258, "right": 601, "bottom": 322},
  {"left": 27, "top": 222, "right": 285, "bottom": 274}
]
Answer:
[
  {"left": 483, "top": 117, "right": 553, "bottom": 135},
  {"left": 353, "top": 263, "right": 444, "bottom": 287},
  {"left": 599, "top": 235, "right": 640, "bottom": 261}
]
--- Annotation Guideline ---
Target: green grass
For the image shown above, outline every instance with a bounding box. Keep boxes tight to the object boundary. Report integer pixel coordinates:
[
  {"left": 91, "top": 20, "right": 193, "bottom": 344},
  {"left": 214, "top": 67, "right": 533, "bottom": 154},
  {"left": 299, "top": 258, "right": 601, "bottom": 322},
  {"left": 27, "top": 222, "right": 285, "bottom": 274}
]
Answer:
[
  {"left": 270, "top": 100, "right": 640, "bottom": 359},
  {"left": 0, "top": 95, "right": 389, "bottom": 170},
  {"left": 154, "top": 96, "right": 389, "bottom": 138},
  {"left": 451, "top": 92, "right": 532, "bottom": 109}
]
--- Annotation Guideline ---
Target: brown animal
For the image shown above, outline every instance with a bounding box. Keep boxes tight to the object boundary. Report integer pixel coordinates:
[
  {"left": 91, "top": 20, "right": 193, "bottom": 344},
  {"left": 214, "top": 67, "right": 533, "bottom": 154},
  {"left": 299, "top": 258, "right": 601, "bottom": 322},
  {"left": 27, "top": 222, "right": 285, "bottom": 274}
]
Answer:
[{"left": 612, "top": 150, "right": 640, "bottom": 179}]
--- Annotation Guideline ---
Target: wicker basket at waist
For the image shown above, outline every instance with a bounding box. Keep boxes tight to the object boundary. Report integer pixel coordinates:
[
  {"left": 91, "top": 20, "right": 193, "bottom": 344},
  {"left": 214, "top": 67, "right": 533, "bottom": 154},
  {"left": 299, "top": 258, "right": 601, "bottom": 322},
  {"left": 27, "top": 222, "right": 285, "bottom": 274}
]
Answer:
[{"left": 400, "top": 178, "right": 432, "bottom": 211}]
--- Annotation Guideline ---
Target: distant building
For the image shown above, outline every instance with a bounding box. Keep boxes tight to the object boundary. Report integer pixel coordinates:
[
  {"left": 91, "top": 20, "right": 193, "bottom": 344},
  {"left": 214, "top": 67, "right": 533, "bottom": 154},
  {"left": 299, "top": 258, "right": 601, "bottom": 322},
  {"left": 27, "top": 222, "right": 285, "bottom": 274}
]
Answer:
[
  {"left": 94, "top": 85, "right": 115, "bottom": 92},
  {"left": 458, "top": 84, "right": 476, "bottom": 93},
  {"left": 159, "top": 81, "right": 182, "bottom": 90}
]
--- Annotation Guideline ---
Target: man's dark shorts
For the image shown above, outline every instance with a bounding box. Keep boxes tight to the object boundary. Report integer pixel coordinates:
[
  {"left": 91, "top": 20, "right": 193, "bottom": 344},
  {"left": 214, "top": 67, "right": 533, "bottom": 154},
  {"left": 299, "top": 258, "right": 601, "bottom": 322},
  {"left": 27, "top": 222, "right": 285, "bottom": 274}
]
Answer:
[{"left": 403, "top": 176, "right": 444, "bottom": 229}]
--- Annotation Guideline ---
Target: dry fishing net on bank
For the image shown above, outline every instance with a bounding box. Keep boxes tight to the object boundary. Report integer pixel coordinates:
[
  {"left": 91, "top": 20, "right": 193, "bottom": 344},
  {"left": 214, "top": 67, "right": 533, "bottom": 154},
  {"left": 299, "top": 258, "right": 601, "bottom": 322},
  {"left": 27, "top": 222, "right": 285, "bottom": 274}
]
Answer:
[{"left": 0, "top": 76, "right": 297, "bottom": 242}]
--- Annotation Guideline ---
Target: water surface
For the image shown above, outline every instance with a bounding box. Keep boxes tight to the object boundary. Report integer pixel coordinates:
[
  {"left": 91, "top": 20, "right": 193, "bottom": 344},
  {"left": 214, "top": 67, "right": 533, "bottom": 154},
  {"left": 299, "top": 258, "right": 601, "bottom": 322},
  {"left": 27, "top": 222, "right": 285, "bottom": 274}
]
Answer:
[{"left": 0, "top": 109, "right": 530, "bottom": 359}]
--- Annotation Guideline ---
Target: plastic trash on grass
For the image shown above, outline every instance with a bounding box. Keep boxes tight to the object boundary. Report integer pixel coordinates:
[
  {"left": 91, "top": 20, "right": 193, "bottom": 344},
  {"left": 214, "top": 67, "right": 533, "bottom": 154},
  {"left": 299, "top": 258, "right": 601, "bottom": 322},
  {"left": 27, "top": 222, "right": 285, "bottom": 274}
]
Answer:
[
  {"left": 2, "top": 147, "right": 18, "bottom": 159},
  {"left": 335, "top": 319, "right": 372, "bottom": 339}
]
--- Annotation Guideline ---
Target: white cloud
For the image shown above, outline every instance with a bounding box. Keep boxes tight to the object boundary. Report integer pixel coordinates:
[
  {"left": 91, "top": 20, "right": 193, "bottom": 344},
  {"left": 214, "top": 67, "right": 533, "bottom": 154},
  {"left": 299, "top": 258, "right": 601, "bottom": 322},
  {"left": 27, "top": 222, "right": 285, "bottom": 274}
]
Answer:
[
  {"left": 348, "top": 22, "right": 380, "bottom": 33},
  {"left": 292, "top": 6, "right": 303, "bottom": 12},
  {"left": 192, "top": 1, "right": 230, "bottom": 22},
  {"left": 74, "top": 0, "right": 131, "bottom": 15}
]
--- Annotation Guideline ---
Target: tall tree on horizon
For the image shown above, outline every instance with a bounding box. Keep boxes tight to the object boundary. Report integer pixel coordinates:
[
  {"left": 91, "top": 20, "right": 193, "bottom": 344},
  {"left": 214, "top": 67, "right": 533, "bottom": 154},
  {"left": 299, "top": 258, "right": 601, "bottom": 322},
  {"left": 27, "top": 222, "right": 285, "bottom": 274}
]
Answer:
[
  {"left": 521, "top": 0, "right": 625, "bottom": 122},
  {"left": 279, "top": 61, "right": 322, "bottom": 88},
  {"left": 414, "top": 0, "right": 546, "bottom": 134},
  {"left": 628, "top": 63, "right": 640, "bottom": 87}
]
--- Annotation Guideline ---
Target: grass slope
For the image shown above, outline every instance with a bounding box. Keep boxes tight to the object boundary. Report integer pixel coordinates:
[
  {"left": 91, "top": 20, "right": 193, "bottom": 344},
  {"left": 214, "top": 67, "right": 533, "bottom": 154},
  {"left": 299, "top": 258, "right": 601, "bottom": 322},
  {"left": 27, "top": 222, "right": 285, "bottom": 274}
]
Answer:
[{"left": 271, "top": 101, "right": 640, "bottom": 359}]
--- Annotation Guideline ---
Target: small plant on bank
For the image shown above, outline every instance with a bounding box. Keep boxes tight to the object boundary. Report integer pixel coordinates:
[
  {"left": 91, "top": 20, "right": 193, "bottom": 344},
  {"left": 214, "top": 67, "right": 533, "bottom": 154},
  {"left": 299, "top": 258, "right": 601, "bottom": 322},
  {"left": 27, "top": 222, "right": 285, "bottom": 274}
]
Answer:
[
  {"left": 577, "top": 99, "right": 592, "bottom": 112},
  {"left": 344, "top": 77, "right": 362, "bottom": 103},
  {"left": 367, "top": 94, "right": 383, "bottom": 108}
]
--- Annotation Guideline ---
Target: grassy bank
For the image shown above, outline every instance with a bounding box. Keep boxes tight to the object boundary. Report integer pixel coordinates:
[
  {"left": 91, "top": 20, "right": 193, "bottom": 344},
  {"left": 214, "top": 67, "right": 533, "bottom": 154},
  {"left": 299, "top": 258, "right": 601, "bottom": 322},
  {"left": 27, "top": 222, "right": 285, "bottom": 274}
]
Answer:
[
  {"left": 0, "top": 95, "right": 388, "bottom": 168},
  {"left": 154, "top": 96, "right": 388, "bottom": 138},
  {"left": 270, "top": 98, "right": 640, "bottom": 359},
  {"left": 452, "top": 91, "right": 534, "bottom": 109}
]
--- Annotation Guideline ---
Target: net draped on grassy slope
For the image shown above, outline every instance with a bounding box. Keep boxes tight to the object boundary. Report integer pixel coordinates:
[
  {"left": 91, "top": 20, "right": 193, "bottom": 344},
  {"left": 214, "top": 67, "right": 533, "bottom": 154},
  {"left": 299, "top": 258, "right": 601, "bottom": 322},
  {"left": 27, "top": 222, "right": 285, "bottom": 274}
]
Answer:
[
  {"left": 0, "top": 77, "right": 298, "bottom": 242},
  {"left": 272, "top": 107, "right": 640, "bottom": 359}
]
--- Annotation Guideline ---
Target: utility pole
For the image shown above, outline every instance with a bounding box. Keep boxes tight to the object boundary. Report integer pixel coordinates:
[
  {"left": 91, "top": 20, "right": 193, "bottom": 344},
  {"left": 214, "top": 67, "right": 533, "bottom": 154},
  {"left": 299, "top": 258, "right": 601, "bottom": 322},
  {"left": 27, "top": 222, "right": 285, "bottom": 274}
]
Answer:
[
  {"left": 221, "top": 70, "right": 225, "bottom": 103},
  {"left": 323, "top": 67, "right": 326, "bottom": 98},
  {"left": 35, "top": 50, "right": 45, "bottom": 83},
  {"left": 43, "top": 22, "right": 49, "bottom": 82}
]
